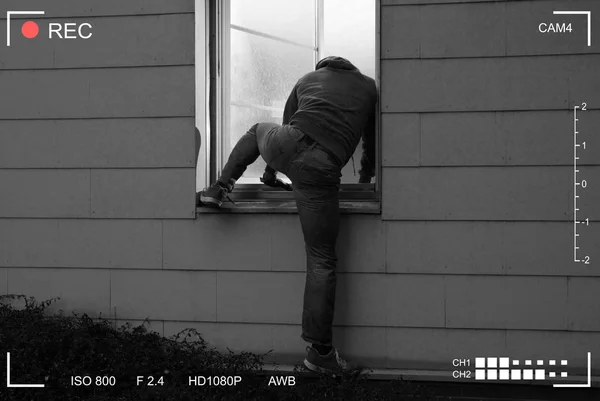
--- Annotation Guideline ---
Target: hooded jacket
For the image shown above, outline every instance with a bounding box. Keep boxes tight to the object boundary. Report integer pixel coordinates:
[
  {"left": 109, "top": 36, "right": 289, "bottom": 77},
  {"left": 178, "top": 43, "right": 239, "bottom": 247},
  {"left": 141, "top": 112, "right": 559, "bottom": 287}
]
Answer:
[{"left": 282, "top": 56, "right": 377, "bottom": 178}]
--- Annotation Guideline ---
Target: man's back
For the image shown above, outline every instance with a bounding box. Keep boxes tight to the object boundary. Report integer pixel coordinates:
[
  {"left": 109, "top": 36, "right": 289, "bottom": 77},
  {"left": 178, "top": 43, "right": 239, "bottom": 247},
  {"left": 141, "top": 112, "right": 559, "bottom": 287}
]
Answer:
[{"left": 282, "top": 56, "right": 377, "bottom": 171}]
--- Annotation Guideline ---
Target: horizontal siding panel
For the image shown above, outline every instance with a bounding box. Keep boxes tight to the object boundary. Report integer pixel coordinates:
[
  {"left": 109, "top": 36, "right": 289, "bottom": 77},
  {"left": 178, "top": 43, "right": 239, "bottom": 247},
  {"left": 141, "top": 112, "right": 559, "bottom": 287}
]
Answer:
[
  {"left": 505, "top": 330, "right": 597, "bottom": 374},
  {"left": 216, "top": 272, "right": 304, "bottom": 324},
  {"left": 0, "top": 67, "right": 194, "bottom": 119},
  {"left": 164, "top": 214, "right": 385, "bottom": 273},
  {"left": 6, "top": 267, "right": 110, "bottom": 316},
  {"left": 382, "top": 167, "right": 600, "bottom": 221},
  {"left": 0, "top": 0, "right": 193, "bottom": 18},
  {"left": 416, "top": 111, "right": 600, "bottom": 167},
  {"left": 58, "top": 220, "right": 162, "bottom": 269},
  {"left": 0, "top": 220, "right": 59, "bottom": 267},
  {"left": 163, "top": 215, "right": 273, "bottom": 271},
  {"left": 381, "top": 113, "right": 420, "bottom": 166},
  {"left": 0, "top": 269, "right": 6, "bottom": 295},
  {"left": 336, "top": 215, "right": 386, "bottom": 272},
  {"left": 335, "top": 274, "right": 445, "bottom": 327},
  {"left": 111, "top": 270, "right": 216, "bottom": 321},
  {"left": 0, "top": 14, "right": 194, "bottom": 70},
  {"left": 269, "top": 217, "right": 305, "bottom": 271},
  {"left": 0, "top": 219, "right": 163, "bottom": 268},
  {"left": 382, "top": 1, "right": 599, "bottom": 59},
  {"left": 91, "top": 168, "right": 195, "bottom": 218},
  {"left": 386, "top": 327, "right": 506, "bottom": 370},
  {"left": 507, "top": 1, "right": 600, "bottom": 57},
  {"left": 445, "top": 276, "right": 568, "bottom": 330},
  {"left": 386, "top": 222, "right": 600, "bottom": 276},
  {"left": 165, "top": 321, "right": 275, "bottom": 356},
  {"left": 382, "top": 3, "right": 506, "bottom": 59},
  {"left": 388, "top": 328, "right": 596, "bottom": 372},
  {"left": 0, "top": 118, "right": 195, "bottom": 168},
  {"left": 567, "top": 277, "right": 600, "bottom": 331},
  {"left": 380, "top": 6, "right": 420, "bottom": 59},
  {"left": 0, "top": 169, "right": 90, "bottom": 218},
  {"left": 216, "top": 272, "right": 445, "bottom": 327},
  {"left": 383, "top": 0, "right": 509, "bottom": 4},
  {"left": 271, "top": 215, "right": 386, "bottom": 273},
  {"left": 381, "top": 55, "right": 599, "bottom": 113}
]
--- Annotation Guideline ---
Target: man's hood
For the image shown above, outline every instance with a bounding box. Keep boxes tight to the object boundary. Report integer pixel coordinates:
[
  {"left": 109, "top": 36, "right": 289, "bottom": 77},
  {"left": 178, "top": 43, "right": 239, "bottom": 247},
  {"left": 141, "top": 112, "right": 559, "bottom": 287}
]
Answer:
[{"left": 315, "top": 56, "right": 357, "bottom": 71}]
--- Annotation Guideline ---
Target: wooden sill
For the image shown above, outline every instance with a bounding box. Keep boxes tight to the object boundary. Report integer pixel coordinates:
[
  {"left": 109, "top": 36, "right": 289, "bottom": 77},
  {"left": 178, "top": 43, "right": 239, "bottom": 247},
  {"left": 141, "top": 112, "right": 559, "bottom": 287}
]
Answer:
[{"left": 196, "top": 200, "right": 381, "bottom": 214}]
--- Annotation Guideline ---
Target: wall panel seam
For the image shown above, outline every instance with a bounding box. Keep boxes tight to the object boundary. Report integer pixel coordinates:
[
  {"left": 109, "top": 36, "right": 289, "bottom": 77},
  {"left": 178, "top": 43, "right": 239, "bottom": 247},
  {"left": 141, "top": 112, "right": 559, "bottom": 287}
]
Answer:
[
  {"left": 0, "top": 12, "right": 195, "bottom": 21},
  {"left": 0, "top": 64, "right": 194, "bottom": 72},
  {"left": 382, "top": 0, "right": 560, "bottom": 7},
  {"left": 382, "top": 53, "right": 600, "bottom": 61}
]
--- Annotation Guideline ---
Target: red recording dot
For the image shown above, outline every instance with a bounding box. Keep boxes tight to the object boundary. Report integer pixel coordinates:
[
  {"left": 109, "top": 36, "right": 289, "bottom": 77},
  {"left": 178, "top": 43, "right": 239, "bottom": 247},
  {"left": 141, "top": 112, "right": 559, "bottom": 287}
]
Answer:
[{"left": 22, "top": 21, "right": 39, "bottom": 39}]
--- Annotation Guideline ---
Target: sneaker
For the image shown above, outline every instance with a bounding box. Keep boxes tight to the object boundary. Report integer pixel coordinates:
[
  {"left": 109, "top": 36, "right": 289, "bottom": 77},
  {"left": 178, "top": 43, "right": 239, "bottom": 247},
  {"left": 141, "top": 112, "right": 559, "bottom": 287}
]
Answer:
[
  {"left": 260, "top": 170, "right": 293, "bottom": 191},
  {"left": 197, "top": 180, "right": 235, "bottom": 208},
  {"left": 303, "top": 346, "right": 360, "bottom": 376}
]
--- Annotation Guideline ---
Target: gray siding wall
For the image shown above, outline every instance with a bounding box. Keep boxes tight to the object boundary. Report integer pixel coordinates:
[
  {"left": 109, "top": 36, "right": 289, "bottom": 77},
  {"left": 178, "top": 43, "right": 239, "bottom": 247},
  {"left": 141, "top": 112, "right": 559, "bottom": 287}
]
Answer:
[
  {"left": 1, "top": 0, "right": 598, "bottom": 373},
  {"left": 0, "top": 2, "right": 197, "bottom": 219}
]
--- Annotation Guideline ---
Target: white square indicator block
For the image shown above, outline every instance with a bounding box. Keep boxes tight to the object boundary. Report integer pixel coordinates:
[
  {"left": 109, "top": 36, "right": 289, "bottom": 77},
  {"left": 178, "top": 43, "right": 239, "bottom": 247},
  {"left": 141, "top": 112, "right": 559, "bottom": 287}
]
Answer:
[
  {"left": 475, "top": 369, "right": 485, "bottom": 380},
  {"left": 475, "top": 358, "right": 486, "bottom": 368},
  {"left": 487, "top": 369, "right": 498, "bottom": 380},
  {"left": 561, "top": 360, "right": 568, "bottom": 366},
  {"left": 549, "top": 372, "right": 556, "bottom": 378},
  {"left": 561, "top": 372, "right": 568, "bottom": 377},
  {"left": 523, "top": 370, "right": 533, "bottom": 380},
  {"left": 499, "top": 358, "right": 510, "bottom": 368},
  {"left": 549, "top": 360, "right": 556, "bottom": 366},
  {"left": 511, "top": 370, "right": 521, "bottom": 380},
  {"left": 537, "top": 360, "right": 544, "bottom": 366},
  {"left": 513, "top": 360, "right": 520, "bottom": 366},
  {"left": 535, "top": 370, "right": 545, "bottom": 380},
  {"left": 487, "top": 358, "right": 498, "bottom": 368},
  {"left": 525, "top": 360, "right": 532, "bottom": 366},
  {"left": 499, "top": 369, "right": 509, "bottom": 380}
]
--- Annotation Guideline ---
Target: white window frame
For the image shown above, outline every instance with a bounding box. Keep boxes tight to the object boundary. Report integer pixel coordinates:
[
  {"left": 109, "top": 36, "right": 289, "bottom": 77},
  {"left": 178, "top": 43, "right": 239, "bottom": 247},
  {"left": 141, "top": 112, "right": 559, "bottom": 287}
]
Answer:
[
  {"left": 195, "top": 0, "right": 381, "bottom": 201},
  {"left": 195, "top": 0, "right": 209, "bottom": 191}
]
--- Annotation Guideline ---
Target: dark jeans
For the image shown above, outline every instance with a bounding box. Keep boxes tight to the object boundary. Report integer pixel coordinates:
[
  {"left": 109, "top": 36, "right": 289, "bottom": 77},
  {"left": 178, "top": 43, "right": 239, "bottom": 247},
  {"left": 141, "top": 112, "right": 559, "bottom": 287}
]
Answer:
[{"left": 219, "top": 123, "right": 342, "bottom": 346}]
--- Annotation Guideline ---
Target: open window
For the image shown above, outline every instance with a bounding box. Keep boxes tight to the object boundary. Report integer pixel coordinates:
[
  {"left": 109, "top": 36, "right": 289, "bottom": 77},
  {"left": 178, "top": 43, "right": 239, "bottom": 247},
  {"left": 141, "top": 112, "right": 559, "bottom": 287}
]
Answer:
[{"left": 196, "top": 0, "right": 380, "bottom": 211}]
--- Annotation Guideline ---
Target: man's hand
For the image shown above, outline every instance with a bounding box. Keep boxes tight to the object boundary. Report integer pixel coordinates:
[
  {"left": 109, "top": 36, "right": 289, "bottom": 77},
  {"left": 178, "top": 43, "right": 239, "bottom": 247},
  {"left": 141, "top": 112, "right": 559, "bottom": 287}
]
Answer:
[
  {"left": 261, "top": 169, "right": 293, "bottom": 191},
  {"left": 358, "top": 175, "right": 372, "bottom": 184}
]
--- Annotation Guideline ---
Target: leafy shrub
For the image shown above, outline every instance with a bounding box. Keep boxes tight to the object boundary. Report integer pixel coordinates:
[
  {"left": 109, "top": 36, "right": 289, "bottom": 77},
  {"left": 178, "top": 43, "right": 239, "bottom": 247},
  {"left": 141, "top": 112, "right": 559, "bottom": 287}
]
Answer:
[{"left": 0, "top": 295, "right": 441, "bottom": 401}]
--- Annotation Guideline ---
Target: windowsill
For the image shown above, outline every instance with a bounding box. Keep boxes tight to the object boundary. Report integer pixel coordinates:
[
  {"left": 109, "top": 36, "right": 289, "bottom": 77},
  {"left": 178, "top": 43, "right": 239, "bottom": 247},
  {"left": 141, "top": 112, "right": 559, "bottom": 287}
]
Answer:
[{"left": 196, "top": 200, "right": 381, "bottom": 214}]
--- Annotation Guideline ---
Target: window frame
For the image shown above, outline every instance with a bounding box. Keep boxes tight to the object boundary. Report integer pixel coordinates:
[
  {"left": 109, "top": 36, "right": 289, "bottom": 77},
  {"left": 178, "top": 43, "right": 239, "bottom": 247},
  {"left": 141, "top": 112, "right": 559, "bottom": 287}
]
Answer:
[{"left": 196, "top": 0, "right": 382, "bottom": 209}]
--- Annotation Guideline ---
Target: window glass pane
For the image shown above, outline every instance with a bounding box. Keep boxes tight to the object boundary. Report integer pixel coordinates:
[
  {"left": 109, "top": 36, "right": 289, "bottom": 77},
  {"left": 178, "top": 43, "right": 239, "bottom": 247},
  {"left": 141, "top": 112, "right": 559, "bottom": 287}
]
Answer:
[
  {"left": 229, "top": 29, "right": 314, "bottom": 108},
  {"left": 226, "top": 29, "right": 314, "bottom": 182},
  {"left": 322, "top": 0, "right": 375, "bottom": 79},
  {"left": 231, "top": 0, "right": 315, "bottom": 47},
  {"left": 322, "top": 0, "right": 376, "bottom": 184},
  {"left": 223, "top": 0, "right": 376, "bottom": 186}
]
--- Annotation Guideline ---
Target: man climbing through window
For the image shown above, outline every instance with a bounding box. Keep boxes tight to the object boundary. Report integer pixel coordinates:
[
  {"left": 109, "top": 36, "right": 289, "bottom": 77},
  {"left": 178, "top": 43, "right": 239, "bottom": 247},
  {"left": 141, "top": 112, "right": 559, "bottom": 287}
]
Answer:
[{"left": 197, "top": 56, "right": 377, "bottom": 375}]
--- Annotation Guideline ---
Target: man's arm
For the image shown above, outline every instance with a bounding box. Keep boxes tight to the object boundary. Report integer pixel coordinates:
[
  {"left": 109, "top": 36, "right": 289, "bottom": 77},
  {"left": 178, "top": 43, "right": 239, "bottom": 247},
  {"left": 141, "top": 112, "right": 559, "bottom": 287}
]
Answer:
[
  {"left": 358, "top": 101, "right": 376, "bottom": 183},
  {"left": 282, "top": 82, "right": 299, "bottom": 125}
]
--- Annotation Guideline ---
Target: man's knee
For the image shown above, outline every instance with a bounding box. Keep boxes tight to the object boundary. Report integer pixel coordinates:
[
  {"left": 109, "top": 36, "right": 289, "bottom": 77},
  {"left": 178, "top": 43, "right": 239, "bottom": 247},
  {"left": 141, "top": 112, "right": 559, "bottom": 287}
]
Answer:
[{"left": 248, "top": 123, "right": 259, "bottom": 135}]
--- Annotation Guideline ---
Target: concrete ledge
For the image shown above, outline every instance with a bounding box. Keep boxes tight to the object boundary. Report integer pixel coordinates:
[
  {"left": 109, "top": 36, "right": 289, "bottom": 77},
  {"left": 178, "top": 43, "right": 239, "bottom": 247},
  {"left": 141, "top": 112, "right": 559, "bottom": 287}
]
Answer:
[{"left": 196, "top": 201, "right": 381, "bottom": 214}]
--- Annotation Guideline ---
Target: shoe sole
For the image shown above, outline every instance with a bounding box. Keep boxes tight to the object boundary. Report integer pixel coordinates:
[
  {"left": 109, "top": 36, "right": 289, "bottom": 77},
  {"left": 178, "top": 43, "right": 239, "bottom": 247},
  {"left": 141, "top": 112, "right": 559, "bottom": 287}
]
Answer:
[
  {"left": 199, "top": 194, "right": 222, "bottom": 208},
  {"left": 303, "top": 359, "right": 340, "bottom": 376},
  {"left": 304, "top": 359, "right": 362, "bottom": 377}
]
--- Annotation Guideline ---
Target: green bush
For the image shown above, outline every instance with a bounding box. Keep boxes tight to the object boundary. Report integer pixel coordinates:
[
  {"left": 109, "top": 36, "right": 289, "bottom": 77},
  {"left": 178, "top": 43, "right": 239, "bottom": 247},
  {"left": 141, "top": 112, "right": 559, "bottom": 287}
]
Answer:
[{"left": 0, "top": 295, "right": 442, "bottom": 401}]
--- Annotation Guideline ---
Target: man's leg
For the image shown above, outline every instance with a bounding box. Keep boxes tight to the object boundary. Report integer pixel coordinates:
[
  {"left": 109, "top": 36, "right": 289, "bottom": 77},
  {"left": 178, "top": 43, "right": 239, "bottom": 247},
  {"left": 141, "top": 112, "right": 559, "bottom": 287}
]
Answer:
[
  {"left": 198, "top": 122, "right": 279, "bottom": 207},
  {"left": 218, "top": 122, "right": 280, "bottom": 186},
  {"left": 288, "top": 147, "right": 359, "bottom": 374},
  {"left": 294, "top": 180, "right": 340, "bottom": 348}
]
